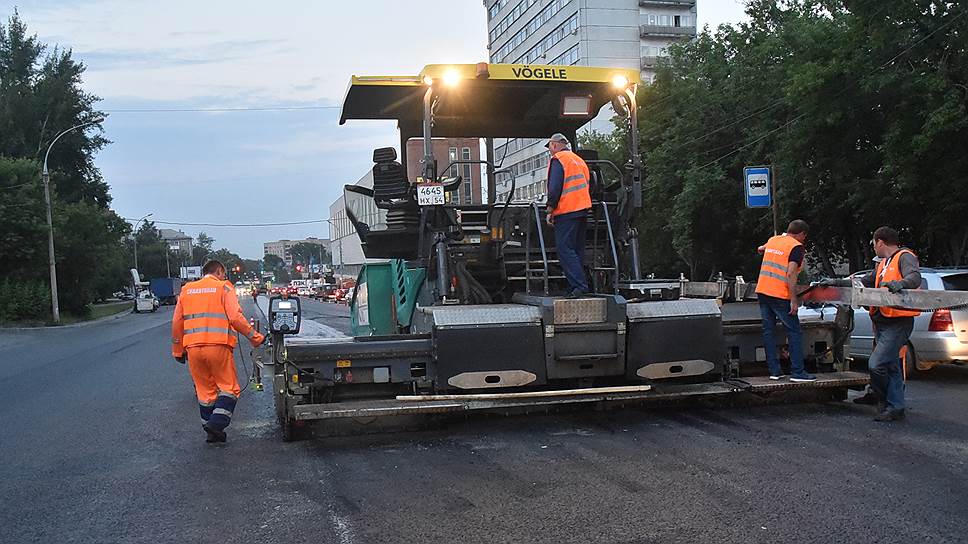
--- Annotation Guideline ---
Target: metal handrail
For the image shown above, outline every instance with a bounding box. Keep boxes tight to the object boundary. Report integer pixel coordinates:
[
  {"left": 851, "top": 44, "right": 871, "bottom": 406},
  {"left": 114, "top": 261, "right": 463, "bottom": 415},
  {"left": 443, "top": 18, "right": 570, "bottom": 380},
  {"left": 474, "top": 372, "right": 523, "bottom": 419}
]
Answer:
[
  {"left": 600, "top": 202, "right": 620, "bottom": 293},
  {"left": 531, "top": 202, "right": 551, "bottom": 295}
]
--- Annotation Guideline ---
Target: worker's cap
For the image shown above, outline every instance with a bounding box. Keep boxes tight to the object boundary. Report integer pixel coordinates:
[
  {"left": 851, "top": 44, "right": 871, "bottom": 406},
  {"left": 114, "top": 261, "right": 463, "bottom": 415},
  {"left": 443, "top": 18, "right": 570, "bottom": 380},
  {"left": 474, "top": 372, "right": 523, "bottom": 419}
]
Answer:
[{"left": 544, "top": 133, "right": 570, "bottom": 148}]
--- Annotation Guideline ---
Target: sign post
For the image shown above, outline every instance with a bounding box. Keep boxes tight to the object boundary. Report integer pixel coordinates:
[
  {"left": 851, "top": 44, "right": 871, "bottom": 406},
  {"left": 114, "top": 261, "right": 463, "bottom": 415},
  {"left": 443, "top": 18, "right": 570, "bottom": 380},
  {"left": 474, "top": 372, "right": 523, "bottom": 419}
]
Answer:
[{"left": 743, "top": 166, "right": 777, "bottom": 234}]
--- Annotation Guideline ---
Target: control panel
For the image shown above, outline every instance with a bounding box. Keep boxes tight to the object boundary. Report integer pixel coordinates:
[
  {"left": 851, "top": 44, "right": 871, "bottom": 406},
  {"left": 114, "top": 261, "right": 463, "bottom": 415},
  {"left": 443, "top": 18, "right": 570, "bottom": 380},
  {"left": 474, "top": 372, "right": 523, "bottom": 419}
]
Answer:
[{"left": 268, "top": 296, "right": 301, "bottom": 334}]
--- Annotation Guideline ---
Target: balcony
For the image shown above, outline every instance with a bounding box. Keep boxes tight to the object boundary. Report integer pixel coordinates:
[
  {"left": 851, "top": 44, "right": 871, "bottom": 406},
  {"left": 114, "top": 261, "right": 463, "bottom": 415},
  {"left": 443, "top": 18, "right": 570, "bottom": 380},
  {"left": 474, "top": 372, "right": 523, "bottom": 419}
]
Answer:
[
  {"left": 640, "top": 56, "right": 661, "bottom": 69},
  {"left": 640, "top": 24, "right": 697, "bottom": 39},
  {"left": 639, "top": 0, "right": 696, "bottom": 6}
]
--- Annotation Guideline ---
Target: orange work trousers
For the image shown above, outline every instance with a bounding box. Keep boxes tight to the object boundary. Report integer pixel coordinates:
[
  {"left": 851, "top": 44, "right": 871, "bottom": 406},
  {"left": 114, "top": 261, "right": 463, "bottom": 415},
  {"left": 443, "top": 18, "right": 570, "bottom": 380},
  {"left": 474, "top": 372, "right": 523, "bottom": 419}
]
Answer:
[{"left": 187, "top": 345, "right": 240, "bottom": 403}]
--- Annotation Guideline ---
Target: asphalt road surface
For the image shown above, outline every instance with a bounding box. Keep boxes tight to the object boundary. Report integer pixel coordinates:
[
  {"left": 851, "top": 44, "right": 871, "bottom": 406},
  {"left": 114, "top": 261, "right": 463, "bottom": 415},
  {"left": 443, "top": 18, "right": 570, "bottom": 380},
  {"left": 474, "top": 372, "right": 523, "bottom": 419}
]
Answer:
[{"left": 2, "top": 299, "right": 968, "bottom": 544}]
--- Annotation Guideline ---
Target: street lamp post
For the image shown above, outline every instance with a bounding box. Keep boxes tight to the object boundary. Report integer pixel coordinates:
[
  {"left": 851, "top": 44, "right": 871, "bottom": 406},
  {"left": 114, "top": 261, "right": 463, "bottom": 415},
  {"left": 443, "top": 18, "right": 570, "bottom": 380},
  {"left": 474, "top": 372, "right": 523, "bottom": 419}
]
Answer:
[
  {"left": 324, "top": 218, "right": 344, "bottom": 278},
  {"left": 132, "top": 213, "right": 153, "bottom": 271},
  {"left": 42, "top": 119, "right": 103, "bottom": 324}
]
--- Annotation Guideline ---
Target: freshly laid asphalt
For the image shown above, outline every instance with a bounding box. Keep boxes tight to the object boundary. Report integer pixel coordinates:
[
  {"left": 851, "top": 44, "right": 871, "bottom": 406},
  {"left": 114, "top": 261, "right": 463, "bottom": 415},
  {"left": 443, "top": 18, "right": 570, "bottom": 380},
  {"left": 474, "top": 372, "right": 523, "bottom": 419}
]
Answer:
[{"left": 2, "top": 296, "right": 967, "bottom": 544}]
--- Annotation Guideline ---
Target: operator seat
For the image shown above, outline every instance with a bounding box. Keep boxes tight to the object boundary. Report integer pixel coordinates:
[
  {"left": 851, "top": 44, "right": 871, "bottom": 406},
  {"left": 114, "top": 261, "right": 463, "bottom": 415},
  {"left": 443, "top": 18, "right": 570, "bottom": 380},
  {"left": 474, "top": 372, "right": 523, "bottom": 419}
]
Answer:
[{"left": 372, "top": 147, "right": 412, "bottom": 206}]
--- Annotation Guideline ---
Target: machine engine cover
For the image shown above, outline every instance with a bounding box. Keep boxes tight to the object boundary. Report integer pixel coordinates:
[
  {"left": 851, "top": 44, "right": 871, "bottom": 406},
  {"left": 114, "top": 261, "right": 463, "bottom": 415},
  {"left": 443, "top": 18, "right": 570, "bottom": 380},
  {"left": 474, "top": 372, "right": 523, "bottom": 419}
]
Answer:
[
  {"left": 418, "top": 305, "right": 547, "bottom": 391},
  {"left": 626, "top": 299, "right": 724, "bottom": 381}
]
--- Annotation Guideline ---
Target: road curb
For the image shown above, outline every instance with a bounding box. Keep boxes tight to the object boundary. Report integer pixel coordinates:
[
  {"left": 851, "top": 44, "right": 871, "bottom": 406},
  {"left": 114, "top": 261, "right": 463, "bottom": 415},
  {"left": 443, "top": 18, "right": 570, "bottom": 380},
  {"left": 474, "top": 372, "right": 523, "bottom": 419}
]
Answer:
[{"left": 0, "top": 303, "right": 139, "bottom": 331}]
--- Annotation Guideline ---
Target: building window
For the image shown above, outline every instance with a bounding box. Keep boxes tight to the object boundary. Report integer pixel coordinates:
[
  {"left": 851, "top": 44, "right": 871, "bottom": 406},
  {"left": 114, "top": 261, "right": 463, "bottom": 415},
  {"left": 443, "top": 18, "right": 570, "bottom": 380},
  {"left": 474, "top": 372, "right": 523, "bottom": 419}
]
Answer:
[
  {"left": 488, "top": 0, "right": 509, "bottom": 21},
  {"left": 491, "top": 0, "right": 572, "bottom": 63},
  {"left": 489, "top": 0, "right": 538, "bottom": 45},
  {"left": 643, "top": 13, "right": 694, "bottom": 27},
  {"left": 461, "top": 147, "right": 474, "bottom": 203},
  {"left": 550, "top": 44, "right": 580, "bottom": 65},
  {"left": 517, "top": 12, "right": 579, "bottom": 65}
]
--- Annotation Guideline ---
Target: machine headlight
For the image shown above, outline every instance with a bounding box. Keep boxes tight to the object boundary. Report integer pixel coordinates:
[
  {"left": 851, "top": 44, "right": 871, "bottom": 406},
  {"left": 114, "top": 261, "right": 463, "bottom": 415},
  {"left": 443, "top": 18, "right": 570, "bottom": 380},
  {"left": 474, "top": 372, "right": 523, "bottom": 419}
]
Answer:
[
  {"left": 612, "top": 74, "right": 630, "bottom": 90},
  {"left": 442, "top": 70, "right": 461, "bottom": 87}
]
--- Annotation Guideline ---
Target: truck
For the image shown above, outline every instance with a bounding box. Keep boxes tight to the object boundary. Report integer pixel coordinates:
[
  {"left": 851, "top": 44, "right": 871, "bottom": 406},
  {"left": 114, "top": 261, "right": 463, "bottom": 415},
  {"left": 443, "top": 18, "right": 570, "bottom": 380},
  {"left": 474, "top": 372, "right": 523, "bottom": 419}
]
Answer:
[
  {"left": 262, "top": 63, "right": 872, "bottom": 441},
  {"left": 149, "top": 277, "right": 182, "bottom": 306}
]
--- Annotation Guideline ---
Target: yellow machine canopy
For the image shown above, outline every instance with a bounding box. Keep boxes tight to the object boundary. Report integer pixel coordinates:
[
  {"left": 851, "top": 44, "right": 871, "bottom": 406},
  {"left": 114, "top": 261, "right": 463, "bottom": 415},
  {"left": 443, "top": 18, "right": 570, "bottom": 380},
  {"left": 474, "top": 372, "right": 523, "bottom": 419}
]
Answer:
[{"left": 339, "top": 63, "right": 640, "bottom": 140}]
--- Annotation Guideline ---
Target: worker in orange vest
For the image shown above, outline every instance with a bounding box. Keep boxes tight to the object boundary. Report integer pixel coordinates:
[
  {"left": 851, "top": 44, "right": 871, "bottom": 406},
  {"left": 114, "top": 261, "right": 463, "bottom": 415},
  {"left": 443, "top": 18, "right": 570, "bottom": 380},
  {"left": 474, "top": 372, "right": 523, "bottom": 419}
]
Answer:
[
  {"left": 545, "top": 133, "right": 592, "bottom": 298},
  {"left": 755, "top": 220, "right": 816, "bottom": 382},
  {"left": 171, "top": 260, "right": 265, "bottom": 443},
  {"left": 849, "top": 226, "right": 921, "bottom": 421}
]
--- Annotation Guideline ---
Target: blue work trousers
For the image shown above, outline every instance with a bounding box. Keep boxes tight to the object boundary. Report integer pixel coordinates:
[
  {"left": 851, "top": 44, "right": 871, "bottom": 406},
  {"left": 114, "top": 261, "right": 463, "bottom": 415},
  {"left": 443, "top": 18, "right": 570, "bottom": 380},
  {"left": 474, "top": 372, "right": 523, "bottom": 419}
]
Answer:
[
  {"left": 553, "top": 214, "right": 588, "bottom": 293},
  {"left": 869, "top": 317, "right": 914, "bottom": 411},
  {"left": 759, "top": 296, "right": 805, "bottom": 377}
]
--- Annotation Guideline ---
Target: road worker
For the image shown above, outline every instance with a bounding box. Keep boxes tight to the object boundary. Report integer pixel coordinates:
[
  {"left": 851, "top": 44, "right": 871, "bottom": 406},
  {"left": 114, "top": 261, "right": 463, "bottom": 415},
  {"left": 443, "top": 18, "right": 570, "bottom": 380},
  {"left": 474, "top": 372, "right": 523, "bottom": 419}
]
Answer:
[
  {"left": 171, "top": 260, "right": 265, "bottom": 443},
  {"left": 755, "top": 220, "right": 817, "bottom": 382},
  {"left": 851, "top": 226, "right": 921, "bottom": 421},
  {"left": 544, "top": 132, "right": 592, "bottom": 298}
]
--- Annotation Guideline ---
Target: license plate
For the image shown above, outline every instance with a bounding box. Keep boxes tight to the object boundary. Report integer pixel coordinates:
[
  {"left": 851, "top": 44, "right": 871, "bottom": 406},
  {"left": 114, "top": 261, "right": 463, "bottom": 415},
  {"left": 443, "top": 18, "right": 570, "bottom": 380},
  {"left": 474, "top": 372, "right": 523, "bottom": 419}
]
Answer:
[{"left": 417, "top": 183, "right": 444, "bottom": 206}]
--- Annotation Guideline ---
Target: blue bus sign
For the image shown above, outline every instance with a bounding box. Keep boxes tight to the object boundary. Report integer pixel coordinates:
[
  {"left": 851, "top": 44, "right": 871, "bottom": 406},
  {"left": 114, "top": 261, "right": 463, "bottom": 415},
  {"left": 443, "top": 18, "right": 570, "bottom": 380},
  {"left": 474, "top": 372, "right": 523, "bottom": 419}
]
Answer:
[{"left": 744, "top": 166, "right": 772, "bottom": 208}]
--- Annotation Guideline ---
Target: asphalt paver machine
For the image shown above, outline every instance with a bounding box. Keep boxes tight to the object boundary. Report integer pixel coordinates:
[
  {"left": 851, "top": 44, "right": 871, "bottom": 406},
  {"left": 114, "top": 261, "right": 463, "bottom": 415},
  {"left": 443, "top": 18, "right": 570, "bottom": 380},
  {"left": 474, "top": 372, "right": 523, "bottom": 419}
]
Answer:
[{"left": 265, "top": 63, "right": 868, "bottom": 440}]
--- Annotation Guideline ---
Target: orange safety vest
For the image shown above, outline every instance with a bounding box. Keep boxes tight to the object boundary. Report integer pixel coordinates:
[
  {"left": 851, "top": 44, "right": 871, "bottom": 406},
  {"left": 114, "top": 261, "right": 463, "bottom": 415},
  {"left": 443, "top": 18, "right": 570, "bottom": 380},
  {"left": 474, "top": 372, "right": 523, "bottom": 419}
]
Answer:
[
  {"left": 172, "top": 275, "right": 255, "bottom": 353},
  {"left": 871, "top": 248, "right": 921, "bottom": 318},
  {"left": 755, "top": 234, "right": 803, "bottom": 300},
  {"left": 548, "top": 150, "right": 592, "bottom": 216}
]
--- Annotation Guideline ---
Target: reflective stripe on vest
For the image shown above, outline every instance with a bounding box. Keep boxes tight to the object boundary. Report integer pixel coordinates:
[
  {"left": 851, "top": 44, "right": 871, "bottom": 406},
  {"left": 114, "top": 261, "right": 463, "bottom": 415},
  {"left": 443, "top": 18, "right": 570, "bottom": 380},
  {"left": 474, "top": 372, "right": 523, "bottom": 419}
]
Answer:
[
  {"left": 755, "top": 234, "right": 803, "bottom": 300},
  {"left": 548, "top": 150, "right": 592, "bottom": 216},
  {"left": 178, "top": 276, "right": 237, "bottom": 348},
  {"left": 871, "top": 248, "right": 921, "bottom": 318}
]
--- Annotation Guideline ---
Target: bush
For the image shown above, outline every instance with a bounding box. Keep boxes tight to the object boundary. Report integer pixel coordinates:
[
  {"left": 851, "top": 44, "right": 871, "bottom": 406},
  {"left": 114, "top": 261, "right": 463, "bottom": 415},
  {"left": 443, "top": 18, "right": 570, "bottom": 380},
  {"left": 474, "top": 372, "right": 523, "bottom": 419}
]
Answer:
[{"left": 0, "top": 279, "right": 51, "bottom": 323}]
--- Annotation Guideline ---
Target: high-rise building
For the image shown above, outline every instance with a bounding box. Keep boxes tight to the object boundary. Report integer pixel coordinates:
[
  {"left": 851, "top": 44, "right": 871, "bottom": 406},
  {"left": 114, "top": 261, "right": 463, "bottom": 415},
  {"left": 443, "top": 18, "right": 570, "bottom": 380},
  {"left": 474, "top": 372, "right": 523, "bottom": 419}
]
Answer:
[
  {"left": 485, "top": 0, "right": 697, "bottom": 202},
  {"left": 263, "top": 237, "right": 330, "bottom": 266}
]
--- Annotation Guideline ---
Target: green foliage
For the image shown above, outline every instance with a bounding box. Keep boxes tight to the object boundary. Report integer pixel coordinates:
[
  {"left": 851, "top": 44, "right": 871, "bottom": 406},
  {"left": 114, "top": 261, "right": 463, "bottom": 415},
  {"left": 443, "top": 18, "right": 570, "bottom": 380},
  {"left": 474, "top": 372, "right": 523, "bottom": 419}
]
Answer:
[
  {"left": 626, "top": 0, "right": 968, "bottom": 278},
  {"left": 289, "top": 241, "right": 331, "bottom": 269},
  {"left": 0, "top": 278, "right": 51, "bottom": 322},
  {"left": 191, "top": 231, "right": 214, "bottom": 265},
  {"left": 0, "top": 12, "right": 125, "bottom": 321},
  {"left": 263, "top": 254, "right": 284, "bottom": 270}
]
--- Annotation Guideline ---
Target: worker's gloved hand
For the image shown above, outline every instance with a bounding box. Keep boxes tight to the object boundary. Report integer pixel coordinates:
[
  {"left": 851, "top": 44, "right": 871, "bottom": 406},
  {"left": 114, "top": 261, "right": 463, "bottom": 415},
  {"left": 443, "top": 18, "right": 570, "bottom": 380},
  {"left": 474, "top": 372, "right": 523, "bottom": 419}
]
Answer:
[
  {"left": 816, "top": 278, "right": 836, "bottom": 287},
  {"left": 174, "top": 354, "right": 186, "bottom": 365},
  {"left": 250, "top": 331, "right": 266, "bottom": 347},
  {"left": 883, "top": 280, "right": 904, "bottom": 293}
]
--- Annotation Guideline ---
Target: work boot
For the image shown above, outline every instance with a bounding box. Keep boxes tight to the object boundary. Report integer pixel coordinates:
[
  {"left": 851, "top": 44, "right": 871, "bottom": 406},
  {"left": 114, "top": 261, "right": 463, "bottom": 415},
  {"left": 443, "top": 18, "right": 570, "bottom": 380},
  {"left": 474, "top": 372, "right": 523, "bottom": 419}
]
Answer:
[
  {"left": 202, "top": 423, "right": 227, "bottom": 443},
  {"left": 566, "top": 288, "right": 587, "bottom": 299},
  {"left": 853, "top": 391, "right": 880, "bottom": 405},
  {"left": 874, "top": 408, "right": 905, "bottom": 422}
]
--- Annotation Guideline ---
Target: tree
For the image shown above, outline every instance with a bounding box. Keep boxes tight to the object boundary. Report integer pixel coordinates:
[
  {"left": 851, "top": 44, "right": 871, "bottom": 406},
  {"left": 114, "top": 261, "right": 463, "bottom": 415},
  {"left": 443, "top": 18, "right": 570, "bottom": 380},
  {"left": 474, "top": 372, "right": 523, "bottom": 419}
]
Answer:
[
  {"left": 191, "top": 231, "right": 214, "bottom": 265},
  {"left": 289, "top": 241, "right": 331, "bottom": 270},
  {"left": 263, "top": 254, "right": 284, "bottom": 271},
  {"left": 620, "top": 0, "right": 968, "bottom": 279},
  {"left": 0, "top": 12, "right": 123, "bottom": 319}
]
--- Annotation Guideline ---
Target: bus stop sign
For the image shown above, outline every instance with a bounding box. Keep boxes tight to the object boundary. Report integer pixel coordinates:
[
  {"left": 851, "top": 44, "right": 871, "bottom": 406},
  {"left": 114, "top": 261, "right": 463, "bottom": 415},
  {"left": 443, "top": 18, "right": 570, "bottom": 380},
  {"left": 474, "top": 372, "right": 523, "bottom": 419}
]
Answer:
[{"left": 744, "top": 166, "right": 772, "bottom": 208}]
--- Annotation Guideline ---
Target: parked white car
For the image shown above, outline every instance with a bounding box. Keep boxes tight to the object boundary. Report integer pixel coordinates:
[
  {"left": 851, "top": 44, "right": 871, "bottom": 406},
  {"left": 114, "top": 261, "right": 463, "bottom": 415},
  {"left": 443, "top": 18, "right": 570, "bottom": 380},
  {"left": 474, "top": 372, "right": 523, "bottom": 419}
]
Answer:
[{"left": 802, "top": 268, "right": 968, "bottom": 378}]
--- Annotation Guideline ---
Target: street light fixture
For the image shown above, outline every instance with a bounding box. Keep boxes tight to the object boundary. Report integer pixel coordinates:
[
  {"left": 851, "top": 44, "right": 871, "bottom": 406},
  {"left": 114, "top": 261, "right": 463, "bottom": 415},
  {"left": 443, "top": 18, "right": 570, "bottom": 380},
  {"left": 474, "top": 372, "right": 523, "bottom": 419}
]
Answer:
[
  {"left": 41, "top": 119, "right": 103, "bottom": 323},
  {"left": 132, "top": 213, "right": 154, "bottom": 271}
]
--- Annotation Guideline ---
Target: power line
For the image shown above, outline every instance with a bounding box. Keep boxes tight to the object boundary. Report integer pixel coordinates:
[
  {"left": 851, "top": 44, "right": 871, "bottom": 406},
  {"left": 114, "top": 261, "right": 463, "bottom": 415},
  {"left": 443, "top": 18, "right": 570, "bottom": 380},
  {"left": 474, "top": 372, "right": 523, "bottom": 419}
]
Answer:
[
  {"left": 124, "top": 217, "right": 326, "bottom": 227},
  {"left": 693, "top": 8, "right": 967, "bottom": 171},
  {"left": 102, "top": 105, "right": 340, "bottom": 113},
  {"left": 0, "top": 182, "right": 36, "bottom": 190}
]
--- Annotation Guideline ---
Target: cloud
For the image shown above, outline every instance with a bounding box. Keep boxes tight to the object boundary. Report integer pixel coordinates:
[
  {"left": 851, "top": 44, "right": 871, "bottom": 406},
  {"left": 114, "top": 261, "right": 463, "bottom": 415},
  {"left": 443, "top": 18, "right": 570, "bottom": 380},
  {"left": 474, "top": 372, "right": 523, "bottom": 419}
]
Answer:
[{"left": 78, "top": 39, "right": 290, "bottom": 70}]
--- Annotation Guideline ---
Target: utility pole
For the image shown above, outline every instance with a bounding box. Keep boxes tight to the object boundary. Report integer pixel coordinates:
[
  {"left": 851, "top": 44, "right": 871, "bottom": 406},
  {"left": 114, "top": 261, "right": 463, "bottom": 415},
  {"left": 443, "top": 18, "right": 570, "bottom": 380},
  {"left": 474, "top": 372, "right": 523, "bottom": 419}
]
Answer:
[
  {"left": 42, "top": 119, "right": 103, "bottom": 323},
  {"left": 771, "top": 168, "right": 780, "bottom": 235}
]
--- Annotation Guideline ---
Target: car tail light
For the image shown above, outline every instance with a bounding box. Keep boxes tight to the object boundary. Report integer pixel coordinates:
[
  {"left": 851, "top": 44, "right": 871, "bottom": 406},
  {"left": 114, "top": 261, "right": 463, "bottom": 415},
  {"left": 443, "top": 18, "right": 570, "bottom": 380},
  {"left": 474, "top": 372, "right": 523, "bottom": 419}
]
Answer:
[{"left": 928, "top": 309, "right": 954, "bottom": 332}]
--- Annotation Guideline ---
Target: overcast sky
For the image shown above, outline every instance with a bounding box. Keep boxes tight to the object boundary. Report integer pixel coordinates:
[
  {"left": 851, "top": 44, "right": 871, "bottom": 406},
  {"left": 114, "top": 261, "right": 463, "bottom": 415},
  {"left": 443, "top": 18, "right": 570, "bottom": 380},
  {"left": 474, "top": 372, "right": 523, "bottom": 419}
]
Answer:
[{"left": 2, "top": 0, "right": 749, "bottom": 258}]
